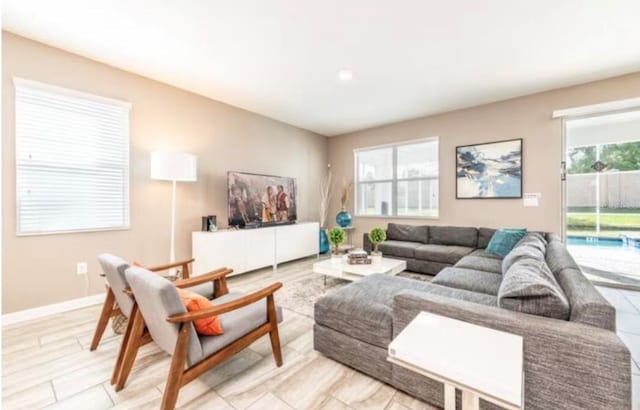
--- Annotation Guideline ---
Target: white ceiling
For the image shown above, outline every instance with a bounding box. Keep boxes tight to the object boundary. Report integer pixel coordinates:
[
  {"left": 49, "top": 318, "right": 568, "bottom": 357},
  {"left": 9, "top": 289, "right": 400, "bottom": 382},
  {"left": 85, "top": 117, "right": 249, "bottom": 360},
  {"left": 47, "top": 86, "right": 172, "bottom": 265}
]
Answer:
[{"left": 3, "top": 1, "right": 640, "bottom": 136}]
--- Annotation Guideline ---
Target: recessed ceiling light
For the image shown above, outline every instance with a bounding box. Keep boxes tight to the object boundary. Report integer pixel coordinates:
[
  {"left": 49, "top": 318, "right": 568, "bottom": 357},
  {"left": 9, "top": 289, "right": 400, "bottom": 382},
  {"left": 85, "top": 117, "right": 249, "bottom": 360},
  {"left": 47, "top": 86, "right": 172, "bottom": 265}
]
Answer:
[{"left": 337, "top": 69, "right": 354, "bottom": 81}]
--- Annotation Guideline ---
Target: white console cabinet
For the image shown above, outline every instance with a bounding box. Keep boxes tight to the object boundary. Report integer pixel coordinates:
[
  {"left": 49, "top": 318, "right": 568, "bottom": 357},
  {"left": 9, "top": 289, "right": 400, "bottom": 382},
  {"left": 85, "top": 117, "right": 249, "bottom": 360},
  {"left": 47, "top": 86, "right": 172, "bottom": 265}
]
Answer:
[{"left": 192, "top": 221, "right": 319, "bottom": 276}]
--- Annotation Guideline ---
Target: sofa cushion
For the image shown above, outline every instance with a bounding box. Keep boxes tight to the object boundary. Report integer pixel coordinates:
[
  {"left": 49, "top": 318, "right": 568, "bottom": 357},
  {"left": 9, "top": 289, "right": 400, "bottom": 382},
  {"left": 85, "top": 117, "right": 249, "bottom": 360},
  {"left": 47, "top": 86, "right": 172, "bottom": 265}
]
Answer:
[
  {"left": 502, "top": 233, "right": 547, "bottom": 273},
  {"left": 314, "top": 274, "right": 436, "bottom": 348},
  {"left": 406, "top": 259, "right": 451, "bottom": 276},
  {"left": 486, "top": 228, "right": 527, "bottom": 257},
  {"left": 469, "top": 249, "right": 503, "bottom": 260},
  {"left": 432, "top": 267, "right": 503, "bottom": 295},
  {"left": 414, "top": 244, "right": 474, "bottom": 265},
  {"left": 455, "top": 255, "right": 503, "bottom": 274},
  {"left": 429, "top": 226, "right": 478, "bottom": 248},
  {"left": 315, "top": 274, "right": 496, "bottom": 349},
  {"left": 477, "top": 227, "right": 497, "bottom": 249},
  {"left": 498, "top": 257, "right": 570, "bottom": 320},
  {"left": 386, "top": 223, "right": 428, "bottom": 244},
  {"left": 378, "top": 240, "right": 421, "bottom": 258}
]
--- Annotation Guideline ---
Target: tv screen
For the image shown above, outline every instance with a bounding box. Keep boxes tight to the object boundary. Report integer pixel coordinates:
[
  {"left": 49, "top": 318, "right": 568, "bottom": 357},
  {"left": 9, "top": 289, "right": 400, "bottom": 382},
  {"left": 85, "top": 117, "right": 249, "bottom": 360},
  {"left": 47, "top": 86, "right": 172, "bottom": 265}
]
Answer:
[{"left": 227, "top": 171, "right": 297, "bottom": 227}]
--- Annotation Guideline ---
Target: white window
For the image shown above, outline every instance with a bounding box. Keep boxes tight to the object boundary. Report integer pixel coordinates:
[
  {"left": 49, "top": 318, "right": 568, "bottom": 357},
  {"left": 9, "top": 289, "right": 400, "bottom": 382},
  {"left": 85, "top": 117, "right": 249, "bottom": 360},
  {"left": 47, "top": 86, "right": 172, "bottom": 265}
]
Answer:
[
  {"left": 355, "top": 138, "right": 439, "bottom": 217},
  {"left": 15, "top": 78, "right": 131, "bottom": 235}
]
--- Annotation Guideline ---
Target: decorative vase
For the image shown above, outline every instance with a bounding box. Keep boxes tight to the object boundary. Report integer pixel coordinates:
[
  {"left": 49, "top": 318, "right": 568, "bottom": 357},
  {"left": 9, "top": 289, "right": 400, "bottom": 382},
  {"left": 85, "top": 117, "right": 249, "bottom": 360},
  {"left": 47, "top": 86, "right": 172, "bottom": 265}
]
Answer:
[
  {"left": 371, "top": 251, "right": 383, "bottom": 264},
  {"left": 336, "top": 208, "right": 352, "bottom": 228},
  {"left": 319, "top": 229, "right": 330, "bottom": 254}
]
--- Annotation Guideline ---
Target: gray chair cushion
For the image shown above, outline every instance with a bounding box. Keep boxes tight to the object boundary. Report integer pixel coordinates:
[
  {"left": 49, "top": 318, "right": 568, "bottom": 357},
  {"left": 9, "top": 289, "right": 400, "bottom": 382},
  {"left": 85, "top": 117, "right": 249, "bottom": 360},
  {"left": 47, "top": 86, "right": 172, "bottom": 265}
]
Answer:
[
  {"left": 378, "top": 240, "right": 421, "bottom": 258},
  {"left": 455, "top": 255, "right": 502, "bottom": 274},
  {"left": 386, "top": 223, "right": 428, "bottom": 244},
  {"left": 429, "top": 226, "right": 478, "bottom": 248},
  {"left": 98, "top": 254, "right": 134, "bottom": 318},
  {"left": 432, "top": 267, "right": 502, "bottom": 295},
  {"left": 199, "top": 292, "right": 283, "bottom": 357},
  {"left": 414, "top": 244, "right": 473, "bottom": 265},
  {"left": 469, "top": 249, "right": 503, "bottom": 260},
  {"left": 188, "top": 282, "right": 215, "bottom": 299},
  {"left": 498, "top": 257, "right": 570, "bottom": 320},
  {"left": 502, "top": 233, "right": 547, "bottom": 274},
  {"left": 477, "top": 227, "right": 497, "bottom": 249},
  {"left": 315, "top": 274, "right": 495, "bottom": 349},
  {"left": 125, "top": 267, "right": 203, "bottom": 366}
]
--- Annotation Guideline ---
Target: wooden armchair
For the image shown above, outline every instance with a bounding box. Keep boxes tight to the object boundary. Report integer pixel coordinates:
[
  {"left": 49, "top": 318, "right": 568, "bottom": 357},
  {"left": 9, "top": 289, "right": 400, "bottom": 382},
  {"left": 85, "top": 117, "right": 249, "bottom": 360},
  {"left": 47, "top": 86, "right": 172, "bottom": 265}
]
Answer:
[
  {"left": 93, "top": 254, "right": 228, "bottom": 391},
  {"left": 124, "top": 266, "right": 283, "bottom": 410},
  {"left": 90, "top": 255, "right": 196, "bottom": 351}
]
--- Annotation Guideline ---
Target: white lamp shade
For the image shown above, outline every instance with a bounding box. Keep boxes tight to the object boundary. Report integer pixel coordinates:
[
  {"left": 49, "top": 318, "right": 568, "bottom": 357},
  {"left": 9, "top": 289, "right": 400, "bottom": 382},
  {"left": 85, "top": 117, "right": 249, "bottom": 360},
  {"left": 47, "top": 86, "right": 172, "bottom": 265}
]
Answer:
[{"left": 150, "top": 151, "right": 197, "bottom": 182}]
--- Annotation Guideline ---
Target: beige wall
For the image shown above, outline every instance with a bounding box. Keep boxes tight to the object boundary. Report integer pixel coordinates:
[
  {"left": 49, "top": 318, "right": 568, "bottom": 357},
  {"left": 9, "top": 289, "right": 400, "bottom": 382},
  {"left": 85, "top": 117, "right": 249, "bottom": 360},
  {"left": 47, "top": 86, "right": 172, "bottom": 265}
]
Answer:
[
  {"left": 2, "top": 32, "right": 328, "bottom": 313},
  {"left": 328, "top": 72, "right": 640, "bottom": 247}
]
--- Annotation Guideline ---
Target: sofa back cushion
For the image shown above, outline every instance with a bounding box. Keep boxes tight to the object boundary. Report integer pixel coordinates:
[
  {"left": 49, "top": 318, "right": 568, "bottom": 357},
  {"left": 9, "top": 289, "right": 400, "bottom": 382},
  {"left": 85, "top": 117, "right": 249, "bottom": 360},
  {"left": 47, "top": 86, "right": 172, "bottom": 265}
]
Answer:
[
  {"left": 429, "top": 226, "right": 478, "bottom": 248},
  {"left": 501, "top": 233, "right": 547, "bottom": 274},
  {"left": 545, "top": 235, "right": 616, "bottom": 331},
  {"left": 477, "top": 228, "right": 497, "bottom": 249},
  {"left": 386, "top": 223, "right": 428, "bottom": 244},
  {"left": 498, "top": 257, "right": 570, "bottom": 320}
]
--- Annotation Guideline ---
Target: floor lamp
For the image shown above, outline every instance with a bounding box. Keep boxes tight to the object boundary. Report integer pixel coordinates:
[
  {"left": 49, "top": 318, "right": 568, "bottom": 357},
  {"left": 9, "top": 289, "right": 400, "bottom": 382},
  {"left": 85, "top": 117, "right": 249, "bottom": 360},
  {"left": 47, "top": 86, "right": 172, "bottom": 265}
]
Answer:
[{"left": 150, "top": 151, "right": 198, "bottom": 271}]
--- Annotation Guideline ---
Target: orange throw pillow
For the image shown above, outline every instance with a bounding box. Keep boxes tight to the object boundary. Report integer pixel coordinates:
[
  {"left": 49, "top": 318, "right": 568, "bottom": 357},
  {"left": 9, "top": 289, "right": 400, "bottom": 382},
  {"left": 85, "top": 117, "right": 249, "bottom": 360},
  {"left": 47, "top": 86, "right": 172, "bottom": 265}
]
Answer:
[{"left": 176, "top": 288, "right": 224, "bottom": 336}]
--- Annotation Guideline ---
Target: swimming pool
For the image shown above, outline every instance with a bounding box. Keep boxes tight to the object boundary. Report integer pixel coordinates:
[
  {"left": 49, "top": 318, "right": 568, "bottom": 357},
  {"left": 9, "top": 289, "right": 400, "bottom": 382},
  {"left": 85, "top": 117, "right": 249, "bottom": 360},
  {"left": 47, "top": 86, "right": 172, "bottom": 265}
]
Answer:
[{"left": 567, "top": 235, "right": 640, "bottom": 250}]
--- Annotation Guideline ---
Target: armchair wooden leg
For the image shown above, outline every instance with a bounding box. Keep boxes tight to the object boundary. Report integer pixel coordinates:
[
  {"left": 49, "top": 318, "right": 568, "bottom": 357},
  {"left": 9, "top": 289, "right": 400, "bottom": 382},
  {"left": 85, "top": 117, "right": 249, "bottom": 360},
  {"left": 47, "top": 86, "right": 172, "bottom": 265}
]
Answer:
[
  {"left": 161, "top": 324, "right": 190, "bottom": 410},
  {"left": 111, "top": 306, "right": 134, "bottom": 385},
  {"left": 267, "top": 295, "right": 283, "bottom": 367},
  {"left": 115, "top": 305, "right": 145, "bottom": 391},
  {"left": 90, "top": 288, "right": 116, "bottom": 351}
]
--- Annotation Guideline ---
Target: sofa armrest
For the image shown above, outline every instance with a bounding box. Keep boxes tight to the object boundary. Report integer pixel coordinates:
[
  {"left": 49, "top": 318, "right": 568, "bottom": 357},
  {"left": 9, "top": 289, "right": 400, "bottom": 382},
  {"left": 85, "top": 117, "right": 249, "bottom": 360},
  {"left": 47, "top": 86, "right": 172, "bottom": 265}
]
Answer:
[{"left": 392, "top": 290, "right": 631, "bottom": 410}]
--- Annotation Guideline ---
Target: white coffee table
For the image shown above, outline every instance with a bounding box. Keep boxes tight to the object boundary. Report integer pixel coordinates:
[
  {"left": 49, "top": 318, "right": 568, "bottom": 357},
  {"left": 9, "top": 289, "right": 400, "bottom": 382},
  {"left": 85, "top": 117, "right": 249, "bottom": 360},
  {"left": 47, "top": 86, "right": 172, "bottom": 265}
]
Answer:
[
  {"left": 313, "top": 256, "right": 406, "bottom": 283},
  {"left": 388, "top": 312, "right": 523, "bottom": 410}
]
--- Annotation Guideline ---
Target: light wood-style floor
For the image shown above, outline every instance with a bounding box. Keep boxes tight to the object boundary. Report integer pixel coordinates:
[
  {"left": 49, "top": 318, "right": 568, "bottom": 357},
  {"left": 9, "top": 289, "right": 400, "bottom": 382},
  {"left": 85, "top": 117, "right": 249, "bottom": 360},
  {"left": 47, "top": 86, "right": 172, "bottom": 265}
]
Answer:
[{"left": 2, "top": 257, "right": 639, "bottom": 409}]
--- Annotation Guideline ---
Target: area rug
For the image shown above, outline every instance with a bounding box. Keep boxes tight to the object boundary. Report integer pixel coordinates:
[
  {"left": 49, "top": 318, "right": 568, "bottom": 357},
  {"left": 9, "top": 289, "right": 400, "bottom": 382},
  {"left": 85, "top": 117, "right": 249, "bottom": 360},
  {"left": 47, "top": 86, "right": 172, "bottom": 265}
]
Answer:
[{"left": 276, "top": 271, "right": 431, "bottom": 318}]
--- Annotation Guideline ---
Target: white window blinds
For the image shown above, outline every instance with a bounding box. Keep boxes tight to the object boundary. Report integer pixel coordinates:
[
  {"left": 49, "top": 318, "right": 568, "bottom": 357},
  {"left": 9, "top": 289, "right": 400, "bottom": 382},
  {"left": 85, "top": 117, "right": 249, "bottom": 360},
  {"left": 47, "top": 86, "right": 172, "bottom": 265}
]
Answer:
[{"left": 15, "top": 78, "right": 131, "bottom": 235}]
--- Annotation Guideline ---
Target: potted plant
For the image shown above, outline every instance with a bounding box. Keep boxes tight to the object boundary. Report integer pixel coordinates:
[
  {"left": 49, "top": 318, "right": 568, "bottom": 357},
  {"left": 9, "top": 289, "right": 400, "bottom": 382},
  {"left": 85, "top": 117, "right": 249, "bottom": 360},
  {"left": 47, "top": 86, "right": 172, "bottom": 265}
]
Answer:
[
  {"left": 368, "top": 227, "right": 387, "bottom": 264},
  {"left": 328, "top": 227, "right": 346, "bottom": 263}
]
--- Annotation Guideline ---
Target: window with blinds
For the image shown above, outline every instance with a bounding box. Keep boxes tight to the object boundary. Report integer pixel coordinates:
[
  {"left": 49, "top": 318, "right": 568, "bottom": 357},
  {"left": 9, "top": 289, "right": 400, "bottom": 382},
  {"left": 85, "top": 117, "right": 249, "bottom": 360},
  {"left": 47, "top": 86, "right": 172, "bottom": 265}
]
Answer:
[{"left": 15, "top": 78, "right": 131, "bottom": 235}]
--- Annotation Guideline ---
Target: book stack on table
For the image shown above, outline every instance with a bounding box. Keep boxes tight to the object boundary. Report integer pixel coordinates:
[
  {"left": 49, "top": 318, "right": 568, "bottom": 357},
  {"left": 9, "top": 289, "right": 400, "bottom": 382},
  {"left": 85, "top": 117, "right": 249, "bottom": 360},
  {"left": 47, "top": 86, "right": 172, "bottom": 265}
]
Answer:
[{"left": 347, "top": 249, "right": 371, "bottom": 265}]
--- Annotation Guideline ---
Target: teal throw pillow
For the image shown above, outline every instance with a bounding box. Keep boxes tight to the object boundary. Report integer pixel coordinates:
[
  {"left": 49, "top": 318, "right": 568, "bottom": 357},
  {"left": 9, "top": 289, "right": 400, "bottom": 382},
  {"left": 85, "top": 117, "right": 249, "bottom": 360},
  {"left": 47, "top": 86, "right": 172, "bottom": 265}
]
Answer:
[{"left": 486, "top": 228, "right": 528, "bottom": 257}]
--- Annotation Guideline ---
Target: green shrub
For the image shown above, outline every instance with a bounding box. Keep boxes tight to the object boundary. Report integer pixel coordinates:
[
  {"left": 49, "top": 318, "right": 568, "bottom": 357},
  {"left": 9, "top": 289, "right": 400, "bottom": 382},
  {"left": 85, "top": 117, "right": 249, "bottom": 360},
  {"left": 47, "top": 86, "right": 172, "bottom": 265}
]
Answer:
[
  {"left": 368, "top": 227, "right": 387, "bottom": 252},
  {"left": 328, "top": 227, "right": 346, "bottom": 253}
]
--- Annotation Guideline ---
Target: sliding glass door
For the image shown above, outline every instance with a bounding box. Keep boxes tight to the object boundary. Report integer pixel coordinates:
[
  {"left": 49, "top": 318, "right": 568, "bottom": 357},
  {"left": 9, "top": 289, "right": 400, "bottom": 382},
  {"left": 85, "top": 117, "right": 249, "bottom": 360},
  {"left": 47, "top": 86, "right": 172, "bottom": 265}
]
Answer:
[{"left": 564, "top": 110, "right": 640, "bottom": 283}]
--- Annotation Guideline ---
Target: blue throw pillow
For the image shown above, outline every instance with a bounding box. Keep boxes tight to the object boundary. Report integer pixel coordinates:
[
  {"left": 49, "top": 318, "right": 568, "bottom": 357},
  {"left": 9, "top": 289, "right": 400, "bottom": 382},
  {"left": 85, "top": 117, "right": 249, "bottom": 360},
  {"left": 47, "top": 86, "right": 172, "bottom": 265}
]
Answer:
[{"left": 486, "top": 228, "right": 528, "bottom": 257}]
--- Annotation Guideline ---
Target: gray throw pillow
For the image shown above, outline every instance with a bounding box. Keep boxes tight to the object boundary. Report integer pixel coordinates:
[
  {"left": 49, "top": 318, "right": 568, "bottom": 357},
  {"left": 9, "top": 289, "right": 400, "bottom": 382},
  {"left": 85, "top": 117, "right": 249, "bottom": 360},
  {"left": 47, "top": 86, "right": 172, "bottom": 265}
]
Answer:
[
  {"left": 498, "top": 257, "right": 570, "bottom": 320},
  {"left": 501, "top": 233, "right": 547, "bottom": 274}
]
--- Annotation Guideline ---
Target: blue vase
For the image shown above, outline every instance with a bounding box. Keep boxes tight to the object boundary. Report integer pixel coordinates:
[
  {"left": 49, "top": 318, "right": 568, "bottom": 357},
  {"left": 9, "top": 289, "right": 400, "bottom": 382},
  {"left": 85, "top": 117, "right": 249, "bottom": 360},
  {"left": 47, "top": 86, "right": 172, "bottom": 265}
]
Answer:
[
  {"left": 336, "top": 209, "right": 352, "bottom": 228},
  {"left": 319, "top": 229, "right": 330, "bottom": 254}
]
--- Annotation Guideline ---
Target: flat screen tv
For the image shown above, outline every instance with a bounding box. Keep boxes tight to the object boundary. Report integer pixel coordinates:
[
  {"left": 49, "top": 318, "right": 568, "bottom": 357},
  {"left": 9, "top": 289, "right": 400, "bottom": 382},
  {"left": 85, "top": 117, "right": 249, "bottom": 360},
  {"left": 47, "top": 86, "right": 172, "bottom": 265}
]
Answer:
[{"left": 227, "top": 171, "right": 297, "bottom": 228}]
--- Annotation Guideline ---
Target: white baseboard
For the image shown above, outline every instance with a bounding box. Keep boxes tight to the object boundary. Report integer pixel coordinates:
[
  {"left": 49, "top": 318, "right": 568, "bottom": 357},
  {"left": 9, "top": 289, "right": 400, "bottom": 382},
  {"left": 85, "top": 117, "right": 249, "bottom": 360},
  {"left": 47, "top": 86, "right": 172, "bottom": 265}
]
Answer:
[{"left": 2, "top": 292, "right": 106, "bottom": 327}]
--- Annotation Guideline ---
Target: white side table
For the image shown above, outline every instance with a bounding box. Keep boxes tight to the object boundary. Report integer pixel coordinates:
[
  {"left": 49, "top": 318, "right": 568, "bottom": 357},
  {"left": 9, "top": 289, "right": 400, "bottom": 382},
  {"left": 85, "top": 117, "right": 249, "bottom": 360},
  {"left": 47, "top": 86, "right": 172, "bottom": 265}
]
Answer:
[{"left": 388, "top": 312, "right": 523, "bottom": 410}]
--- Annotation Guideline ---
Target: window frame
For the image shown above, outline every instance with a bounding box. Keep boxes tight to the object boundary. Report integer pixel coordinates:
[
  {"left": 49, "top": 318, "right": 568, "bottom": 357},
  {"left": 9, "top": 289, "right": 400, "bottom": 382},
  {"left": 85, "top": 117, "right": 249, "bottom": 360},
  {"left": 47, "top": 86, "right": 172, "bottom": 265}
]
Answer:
[
  {"left": 353, "top": 137, "right": 439, "bottom": 219},
  {"left": 14, "top": 77, "right": 132, "bottom": 236}
]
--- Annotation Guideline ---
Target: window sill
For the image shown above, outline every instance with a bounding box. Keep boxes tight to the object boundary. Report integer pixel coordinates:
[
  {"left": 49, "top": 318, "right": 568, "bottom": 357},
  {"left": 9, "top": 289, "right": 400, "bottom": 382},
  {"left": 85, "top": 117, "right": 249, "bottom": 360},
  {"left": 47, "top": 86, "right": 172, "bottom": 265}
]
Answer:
[
  {"left": 354, "top": 214, "right": 439, "bottom": 220},
  {"left": 16, "top": 226, "right": 131, "bottom": 237}
]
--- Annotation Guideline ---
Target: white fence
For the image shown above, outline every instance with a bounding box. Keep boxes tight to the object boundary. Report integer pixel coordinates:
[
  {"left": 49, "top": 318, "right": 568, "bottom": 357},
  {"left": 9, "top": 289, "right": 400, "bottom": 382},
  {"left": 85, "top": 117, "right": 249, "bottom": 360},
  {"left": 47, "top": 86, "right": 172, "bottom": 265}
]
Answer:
[{"left": 567, "top": 170, "right": 640, "bottom": 208}]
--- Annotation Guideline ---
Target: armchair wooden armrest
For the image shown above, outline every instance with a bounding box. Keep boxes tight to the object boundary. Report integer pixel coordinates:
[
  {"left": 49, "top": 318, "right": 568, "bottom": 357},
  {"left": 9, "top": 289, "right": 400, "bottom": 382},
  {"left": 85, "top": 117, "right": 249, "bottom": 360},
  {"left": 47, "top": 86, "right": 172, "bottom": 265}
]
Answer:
[
  {"left": 174, "top": 267, "right": 233, "bottom": 297},
  {"left": 167, "top": 282, "right": 282, "bottom": 323},
  {"left": 147, "top": 258, "right": 196, "bottom": 279}
]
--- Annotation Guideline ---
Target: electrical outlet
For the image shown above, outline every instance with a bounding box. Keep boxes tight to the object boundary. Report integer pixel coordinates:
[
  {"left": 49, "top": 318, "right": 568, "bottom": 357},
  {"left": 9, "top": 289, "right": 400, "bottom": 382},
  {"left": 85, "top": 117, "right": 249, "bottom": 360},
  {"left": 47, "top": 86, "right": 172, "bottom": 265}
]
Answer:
[{"left": 76, "top": 262, "right": 88, "bottom": 275}]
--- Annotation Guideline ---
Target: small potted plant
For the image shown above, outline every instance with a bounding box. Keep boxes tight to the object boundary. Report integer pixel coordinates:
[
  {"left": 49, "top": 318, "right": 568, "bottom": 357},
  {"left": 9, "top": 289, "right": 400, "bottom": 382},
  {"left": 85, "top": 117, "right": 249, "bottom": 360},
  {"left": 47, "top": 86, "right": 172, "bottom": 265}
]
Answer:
[
  {"left": 368, "top": 227, "right": 387, "bottom": 264},
  {"left": 328, "top": 227, "right": 346, "bottom": 263}
]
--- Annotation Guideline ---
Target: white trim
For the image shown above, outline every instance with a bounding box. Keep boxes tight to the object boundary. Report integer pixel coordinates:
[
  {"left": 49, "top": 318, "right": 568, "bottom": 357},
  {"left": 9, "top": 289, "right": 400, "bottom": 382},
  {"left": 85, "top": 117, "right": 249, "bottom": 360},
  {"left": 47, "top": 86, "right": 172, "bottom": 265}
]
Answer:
[
  {"left": 552, "top": 97, "right": 640, "bottom": 119},
  {"left": 13, "top": 77, "right": 132, "bottom": 109},
  {"left": 2, "top": 293, "right": 106, "bottom": 327},
  {"left": 353, "top": 136, "right": 439, "bottom": 153}
]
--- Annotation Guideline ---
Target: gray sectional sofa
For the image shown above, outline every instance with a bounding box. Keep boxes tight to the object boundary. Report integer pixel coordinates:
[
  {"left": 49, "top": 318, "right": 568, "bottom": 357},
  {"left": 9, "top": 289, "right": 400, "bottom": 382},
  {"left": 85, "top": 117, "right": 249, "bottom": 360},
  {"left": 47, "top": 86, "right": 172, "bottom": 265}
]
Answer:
[{"left": 314, "top": 223, "right": 631, "bottom": 410}]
